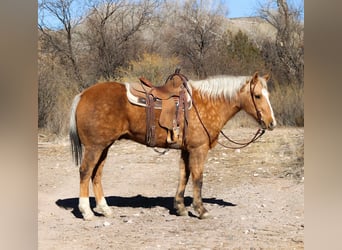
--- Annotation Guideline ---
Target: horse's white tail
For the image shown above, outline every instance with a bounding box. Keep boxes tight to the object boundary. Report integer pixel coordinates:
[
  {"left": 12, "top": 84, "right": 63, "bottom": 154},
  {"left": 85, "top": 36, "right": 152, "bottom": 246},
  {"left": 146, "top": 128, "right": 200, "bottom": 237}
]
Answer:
[{"left": 69, "top": 93, "right": 82, "bottom": 166}]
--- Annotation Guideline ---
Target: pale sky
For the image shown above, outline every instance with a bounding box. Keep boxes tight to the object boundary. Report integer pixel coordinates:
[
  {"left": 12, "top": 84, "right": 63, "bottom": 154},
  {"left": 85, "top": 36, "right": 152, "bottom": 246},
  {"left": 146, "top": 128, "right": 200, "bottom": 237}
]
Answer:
[{"left": 225, "top": 0, "right": 304, "bottom": 19}]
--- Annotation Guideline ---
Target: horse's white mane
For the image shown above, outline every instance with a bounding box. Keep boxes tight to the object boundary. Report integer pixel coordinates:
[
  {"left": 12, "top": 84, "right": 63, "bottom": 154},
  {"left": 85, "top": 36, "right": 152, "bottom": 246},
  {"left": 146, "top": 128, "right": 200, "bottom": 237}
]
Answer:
[{"left": 189, "top": 75, "right": 251, "bottom": 100}]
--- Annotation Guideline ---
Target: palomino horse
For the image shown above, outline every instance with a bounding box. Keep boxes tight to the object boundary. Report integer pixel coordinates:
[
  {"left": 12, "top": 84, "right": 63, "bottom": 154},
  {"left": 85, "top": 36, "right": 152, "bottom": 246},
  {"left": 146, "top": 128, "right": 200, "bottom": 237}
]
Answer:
[{"left": 69, "top": 71, "right": 276, "bottom": 220}]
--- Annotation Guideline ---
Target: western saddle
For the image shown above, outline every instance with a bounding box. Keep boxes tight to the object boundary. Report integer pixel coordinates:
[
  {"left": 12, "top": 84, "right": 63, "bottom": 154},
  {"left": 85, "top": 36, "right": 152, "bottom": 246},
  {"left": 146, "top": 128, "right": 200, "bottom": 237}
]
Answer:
[{"left": 125, "top": 69, "right": 191, "bottom": 146}]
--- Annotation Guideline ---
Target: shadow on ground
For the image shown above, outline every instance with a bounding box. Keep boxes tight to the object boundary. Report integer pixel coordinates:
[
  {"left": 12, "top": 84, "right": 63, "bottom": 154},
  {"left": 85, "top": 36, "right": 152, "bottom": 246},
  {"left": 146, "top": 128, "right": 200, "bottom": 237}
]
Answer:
[{"left": 56, "top": 195, "right": 236, "bottom": 219}]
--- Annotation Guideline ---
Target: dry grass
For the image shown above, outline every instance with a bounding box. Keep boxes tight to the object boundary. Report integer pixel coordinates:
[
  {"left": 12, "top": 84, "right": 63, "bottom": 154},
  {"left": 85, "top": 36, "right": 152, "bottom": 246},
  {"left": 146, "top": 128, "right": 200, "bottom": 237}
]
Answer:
[
  {"left": 270, "top": 82, "right": 304, "bottom": 126},
  {"left": 208, "top": 127, "right": 304, "bottom": 182}
]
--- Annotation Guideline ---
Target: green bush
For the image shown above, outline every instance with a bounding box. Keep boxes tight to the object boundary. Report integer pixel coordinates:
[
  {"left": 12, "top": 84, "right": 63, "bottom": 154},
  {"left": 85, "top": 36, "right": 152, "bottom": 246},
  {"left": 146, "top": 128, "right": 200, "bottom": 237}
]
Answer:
[{"left": 216, "top": 30, "right": 266, "bottom": 75}]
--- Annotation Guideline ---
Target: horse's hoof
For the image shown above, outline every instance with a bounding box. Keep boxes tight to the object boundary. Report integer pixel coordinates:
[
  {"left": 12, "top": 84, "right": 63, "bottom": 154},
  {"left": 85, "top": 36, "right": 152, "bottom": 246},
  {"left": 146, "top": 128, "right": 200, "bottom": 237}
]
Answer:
[
  {"left": 199, "top": 211, "right": 211, "bottom": 219},
  {"left": 93, "top": 206, "right": 113, "bottom": 218},
  {"left": 79, "top": 203, "right": 94, "bottom": 220},
  {"left": 176, "top": 209, "right": 188, "bottom": 216},
  {"left": 82, "top": 212, "right": 94, "bottom": 221}
]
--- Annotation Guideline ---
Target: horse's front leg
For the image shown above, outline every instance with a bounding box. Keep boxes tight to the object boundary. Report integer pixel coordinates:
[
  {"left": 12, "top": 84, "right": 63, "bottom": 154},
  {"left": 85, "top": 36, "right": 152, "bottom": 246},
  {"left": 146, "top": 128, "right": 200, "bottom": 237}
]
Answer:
[
  {"left": 174, "top": 150, "right": 190, "bottom": 216},
  {"left": 189, "top": 146, "right": 210, "bottom": 219}
]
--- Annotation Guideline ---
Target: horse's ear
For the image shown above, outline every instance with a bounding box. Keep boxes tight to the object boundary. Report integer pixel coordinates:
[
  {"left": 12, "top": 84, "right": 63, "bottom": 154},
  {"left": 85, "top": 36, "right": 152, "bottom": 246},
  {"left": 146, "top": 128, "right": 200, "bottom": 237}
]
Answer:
[
  {"left": 263, "top": 73, "right": 271, "bottom": 81},
  {"left": 251, "top": 72, "right": 259, "bottom": 84}
]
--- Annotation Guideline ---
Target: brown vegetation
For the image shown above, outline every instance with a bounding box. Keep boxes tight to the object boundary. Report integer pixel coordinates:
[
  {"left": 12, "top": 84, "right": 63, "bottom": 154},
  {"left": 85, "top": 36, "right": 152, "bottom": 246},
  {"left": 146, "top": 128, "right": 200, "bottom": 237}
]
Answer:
[{"left": 38, "top": 0, "right": 304, "bottom": 135}]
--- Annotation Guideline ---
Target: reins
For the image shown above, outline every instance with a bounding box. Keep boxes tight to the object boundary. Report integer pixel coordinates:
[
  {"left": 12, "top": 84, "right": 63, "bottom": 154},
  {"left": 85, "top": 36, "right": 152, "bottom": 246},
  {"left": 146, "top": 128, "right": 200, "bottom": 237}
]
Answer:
[{"left": 218, "top": 129, "right": 265, "bottom": 149}]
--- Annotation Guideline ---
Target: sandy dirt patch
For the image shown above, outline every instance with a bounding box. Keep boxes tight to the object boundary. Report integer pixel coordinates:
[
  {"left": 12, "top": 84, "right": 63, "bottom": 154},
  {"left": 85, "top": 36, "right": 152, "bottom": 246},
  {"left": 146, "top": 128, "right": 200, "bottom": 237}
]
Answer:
[{"left": 38, "top": 127, "right": 304, "bottom": 249}]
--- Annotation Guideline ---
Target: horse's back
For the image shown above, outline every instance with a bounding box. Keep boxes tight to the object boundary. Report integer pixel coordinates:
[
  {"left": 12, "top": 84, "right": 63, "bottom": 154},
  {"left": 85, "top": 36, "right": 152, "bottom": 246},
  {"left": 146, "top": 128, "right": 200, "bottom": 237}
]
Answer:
[{"left": 80, "top": 81, "right": 125, "bottom": 102}]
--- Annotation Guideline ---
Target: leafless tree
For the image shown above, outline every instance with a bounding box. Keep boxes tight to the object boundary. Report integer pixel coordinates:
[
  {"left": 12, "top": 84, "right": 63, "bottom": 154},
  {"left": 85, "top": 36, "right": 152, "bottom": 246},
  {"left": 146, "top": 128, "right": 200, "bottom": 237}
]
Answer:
[
  {"left": 258, "top": 0, "right": 304, "bottom": 85},
  {"left": 169, "top": 0, "right": 227, "bottom": 78},
  {"left": 83, "top": 0, "right": 160, "bottom": 80},
  {"left": 38, "top": 0, "right": 85, "bottom": 86}
]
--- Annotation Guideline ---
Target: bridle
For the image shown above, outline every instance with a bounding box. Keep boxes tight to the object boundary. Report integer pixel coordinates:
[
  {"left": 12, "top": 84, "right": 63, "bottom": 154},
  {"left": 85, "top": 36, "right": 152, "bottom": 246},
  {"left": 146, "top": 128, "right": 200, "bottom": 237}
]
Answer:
[
  {"left": 218, "top": 77, "right": 265, "bottom": 149},
  {"left": 250, "top": 77, "right": 263, "bottom": 126}
]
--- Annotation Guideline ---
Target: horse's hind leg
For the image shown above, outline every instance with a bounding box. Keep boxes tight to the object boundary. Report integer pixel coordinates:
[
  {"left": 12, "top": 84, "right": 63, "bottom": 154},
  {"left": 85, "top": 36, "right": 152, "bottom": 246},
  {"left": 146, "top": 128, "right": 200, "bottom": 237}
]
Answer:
[
  {"left": 92, "top": 147, "right": 113, "bottom": 217},
  {"left": 78, "top": 146, "right": 104, "bottom": 220},
  {"left": 174, "top": 150, "right": 190, "bottom": 216}
]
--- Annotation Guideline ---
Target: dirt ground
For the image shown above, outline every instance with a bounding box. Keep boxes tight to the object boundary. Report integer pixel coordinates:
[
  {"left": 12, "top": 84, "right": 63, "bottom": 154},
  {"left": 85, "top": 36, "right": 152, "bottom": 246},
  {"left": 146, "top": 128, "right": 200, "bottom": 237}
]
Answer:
[{"left": 38, "top": 127, "right": 304, "bottom": 249}]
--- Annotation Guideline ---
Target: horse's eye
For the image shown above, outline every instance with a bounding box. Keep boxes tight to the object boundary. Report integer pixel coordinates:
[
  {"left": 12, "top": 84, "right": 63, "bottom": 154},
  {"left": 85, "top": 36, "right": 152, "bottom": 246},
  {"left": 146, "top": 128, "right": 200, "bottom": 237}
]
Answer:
[{"left": 254, "top": 95, "right": 261, "bottom": 99}]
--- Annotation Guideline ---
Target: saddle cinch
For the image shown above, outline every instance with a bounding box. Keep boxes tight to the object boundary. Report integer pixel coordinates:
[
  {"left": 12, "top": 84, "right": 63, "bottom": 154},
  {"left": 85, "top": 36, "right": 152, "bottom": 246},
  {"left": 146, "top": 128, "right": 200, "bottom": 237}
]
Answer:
[{"left": 125, "top": 71, "right": 192, "bottom": 146}]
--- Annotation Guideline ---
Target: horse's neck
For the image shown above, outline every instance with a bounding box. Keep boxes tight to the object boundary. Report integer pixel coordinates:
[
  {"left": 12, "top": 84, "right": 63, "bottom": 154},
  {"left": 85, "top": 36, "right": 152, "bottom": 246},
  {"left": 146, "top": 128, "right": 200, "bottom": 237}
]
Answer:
[
  {"left": 218, "top": 98, "right": 241, "bottom": 126},
  {"left": 192, "top": 90, "right": 241, "bottom": 130}
]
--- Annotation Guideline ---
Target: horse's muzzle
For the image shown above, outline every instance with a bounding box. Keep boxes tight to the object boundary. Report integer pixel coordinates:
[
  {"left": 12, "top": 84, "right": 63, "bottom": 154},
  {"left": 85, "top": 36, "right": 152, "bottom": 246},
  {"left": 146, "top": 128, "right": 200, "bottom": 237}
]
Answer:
[
  {"left": 260, "top": 120, "right": 276, "bottom": 131},
  {"left": 268, "top": 121, "right": 276, "bottom": 131}
]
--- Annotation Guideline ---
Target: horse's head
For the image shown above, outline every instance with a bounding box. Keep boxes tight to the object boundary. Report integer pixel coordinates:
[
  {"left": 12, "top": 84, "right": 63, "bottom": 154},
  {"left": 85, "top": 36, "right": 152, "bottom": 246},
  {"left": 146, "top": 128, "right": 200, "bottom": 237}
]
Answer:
[{"left": 240, "top": 72, "right": 276, "bottom": 130}]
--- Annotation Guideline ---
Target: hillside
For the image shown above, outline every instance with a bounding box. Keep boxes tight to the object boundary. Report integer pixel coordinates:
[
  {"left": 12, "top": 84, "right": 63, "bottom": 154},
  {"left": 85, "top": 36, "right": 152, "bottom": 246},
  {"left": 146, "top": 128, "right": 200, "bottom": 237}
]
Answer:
[{"left": 225, "top": 16, "right": 276, "bottom": 41}]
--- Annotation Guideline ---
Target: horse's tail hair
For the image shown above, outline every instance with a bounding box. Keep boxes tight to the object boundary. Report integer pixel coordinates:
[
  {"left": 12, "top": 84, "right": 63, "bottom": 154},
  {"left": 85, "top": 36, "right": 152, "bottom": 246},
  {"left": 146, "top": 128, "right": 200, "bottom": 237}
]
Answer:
[{"left": 69, "top": 93, "right": 83, "bottom": 166}]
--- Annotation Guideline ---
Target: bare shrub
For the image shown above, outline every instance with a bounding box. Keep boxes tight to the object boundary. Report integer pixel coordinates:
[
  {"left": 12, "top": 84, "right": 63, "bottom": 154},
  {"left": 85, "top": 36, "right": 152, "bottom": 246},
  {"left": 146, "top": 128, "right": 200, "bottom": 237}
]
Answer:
[
  {"left": 270, "top": 80, "right": 304, "bottom": 126},
  {"left": 258, "top": 0, "right": 304, "bottom": 87},
  {"left": 38, "top": 58, "right": 57, "bottom": 129},
  {"left": 47, "top": 83, "right": 78, "bottom": 135},
  {"left": 38, "top": 47, "right": 79, "bottom": 135},
  {"left": 118, "top": 52, "right": 180, "bottom": 85}
]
